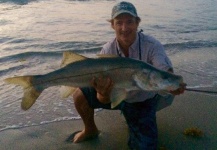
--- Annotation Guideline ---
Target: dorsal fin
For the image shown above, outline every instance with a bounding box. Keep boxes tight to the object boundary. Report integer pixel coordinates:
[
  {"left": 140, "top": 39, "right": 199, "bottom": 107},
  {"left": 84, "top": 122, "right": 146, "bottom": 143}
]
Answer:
[{"left": 60, "top": 51, "right": 87, "bottom": 67}]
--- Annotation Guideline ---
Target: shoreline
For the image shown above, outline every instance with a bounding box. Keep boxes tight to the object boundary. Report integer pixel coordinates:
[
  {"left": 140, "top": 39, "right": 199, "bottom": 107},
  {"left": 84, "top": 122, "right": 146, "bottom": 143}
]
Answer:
[{"left": 0, "top": 92, "right": 217, "bottom": 150}]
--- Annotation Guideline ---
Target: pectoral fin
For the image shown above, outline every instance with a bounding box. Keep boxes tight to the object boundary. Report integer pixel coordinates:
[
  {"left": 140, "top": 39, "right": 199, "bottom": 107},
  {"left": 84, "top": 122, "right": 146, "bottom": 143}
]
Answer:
[
  {"left": 60, "top": 86, "right": 77, "bottom": 98},
  {"left": 110, "top": 89, "right": 127, "bottom": 109}
]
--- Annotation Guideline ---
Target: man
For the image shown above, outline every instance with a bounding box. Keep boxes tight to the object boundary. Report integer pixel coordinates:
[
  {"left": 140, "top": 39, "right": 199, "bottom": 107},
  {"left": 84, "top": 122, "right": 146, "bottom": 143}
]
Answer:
[{"left": 72, "top": 1, "right": 186, "bottom": 149}]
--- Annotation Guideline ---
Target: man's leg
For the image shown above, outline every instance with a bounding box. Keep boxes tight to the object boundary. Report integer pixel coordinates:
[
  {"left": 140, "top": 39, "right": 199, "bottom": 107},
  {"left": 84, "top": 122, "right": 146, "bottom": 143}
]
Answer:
[
  {"left": 72, "top": 88, "right": 99, "bottom": 143},
  {"left": 122, "top": 97, "right": 158, "bottom": 150}
]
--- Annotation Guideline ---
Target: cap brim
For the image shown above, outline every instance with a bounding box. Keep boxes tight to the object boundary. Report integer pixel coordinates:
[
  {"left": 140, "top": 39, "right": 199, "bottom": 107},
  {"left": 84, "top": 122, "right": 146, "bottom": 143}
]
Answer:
[{"left": 112, "top": 10, "right": 137, "bottom": 19}]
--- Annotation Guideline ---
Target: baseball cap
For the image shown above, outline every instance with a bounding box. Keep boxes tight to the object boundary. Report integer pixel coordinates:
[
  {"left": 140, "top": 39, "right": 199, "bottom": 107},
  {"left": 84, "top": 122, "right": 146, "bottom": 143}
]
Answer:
[{"left": 111, "top": 1, "right": 139, "bottom": 19}]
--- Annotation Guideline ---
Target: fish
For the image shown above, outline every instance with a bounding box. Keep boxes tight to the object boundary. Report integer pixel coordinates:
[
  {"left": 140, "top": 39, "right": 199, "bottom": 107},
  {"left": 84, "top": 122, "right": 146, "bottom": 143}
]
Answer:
[{"left": 4, "top": 51, "right": 184, "bottom": 110}]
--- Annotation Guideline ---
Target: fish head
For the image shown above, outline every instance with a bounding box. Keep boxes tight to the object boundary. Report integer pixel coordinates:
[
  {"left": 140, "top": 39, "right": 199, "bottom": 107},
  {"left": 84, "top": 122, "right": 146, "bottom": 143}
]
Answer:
[
  {"left": 134, "top": 69, "right": 183, "bottom": 91},
  {"left": 148, "top": 70, "right": 183, "bottom": 91}
]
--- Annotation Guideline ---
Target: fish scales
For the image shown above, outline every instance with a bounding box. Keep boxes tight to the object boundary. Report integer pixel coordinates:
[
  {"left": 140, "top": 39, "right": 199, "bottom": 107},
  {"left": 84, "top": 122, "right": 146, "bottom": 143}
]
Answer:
[{"left": 4, "top": 52, "right": 183, "bottom": 110}]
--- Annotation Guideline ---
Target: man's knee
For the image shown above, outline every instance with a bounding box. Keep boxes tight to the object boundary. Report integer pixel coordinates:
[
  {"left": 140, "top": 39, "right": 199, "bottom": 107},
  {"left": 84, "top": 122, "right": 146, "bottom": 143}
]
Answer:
[{"left": 72, "top": 88, "right": 88, "bottom": 107}]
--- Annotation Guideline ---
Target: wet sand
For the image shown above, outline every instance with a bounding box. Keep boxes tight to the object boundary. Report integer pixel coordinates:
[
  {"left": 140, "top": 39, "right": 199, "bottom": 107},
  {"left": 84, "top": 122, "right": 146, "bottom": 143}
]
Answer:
[{"left": 0, "top": 92, "right": 216, "bottom": 150}]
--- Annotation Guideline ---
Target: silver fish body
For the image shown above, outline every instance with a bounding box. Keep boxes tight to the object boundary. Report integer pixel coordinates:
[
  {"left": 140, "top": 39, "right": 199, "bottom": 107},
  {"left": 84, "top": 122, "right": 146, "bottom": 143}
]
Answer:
[{"left": 4, "top": 52, "right": 183, "bottom": 110}]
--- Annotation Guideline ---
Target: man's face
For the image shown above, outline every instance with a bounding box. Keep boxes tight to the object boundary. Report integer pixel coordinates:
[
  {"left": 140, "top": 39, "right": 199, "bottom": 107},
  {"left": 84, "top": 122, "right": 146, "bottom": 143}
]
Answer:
[{"left": 112, "top": 13, "right": 139, "bottom": 46}]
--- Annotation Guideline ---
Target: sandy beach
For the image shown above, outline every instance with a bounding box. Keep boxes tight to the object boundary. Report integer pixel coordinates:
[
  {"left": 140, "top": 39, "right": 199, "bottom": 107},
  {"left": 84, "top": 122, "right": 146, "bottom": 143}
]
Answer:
[{"left": 0, "top": 92, "right": 216, "bottom": 150}]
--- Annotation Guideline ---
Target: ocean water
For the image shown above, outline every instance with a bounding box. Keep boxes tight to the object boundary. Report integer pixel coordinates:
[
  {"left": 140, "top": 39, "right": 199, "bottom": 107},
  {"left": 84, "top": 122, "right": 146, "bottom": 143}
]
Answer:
[{"left": 0, "top": 0, "right": 217, "bottom": 131}]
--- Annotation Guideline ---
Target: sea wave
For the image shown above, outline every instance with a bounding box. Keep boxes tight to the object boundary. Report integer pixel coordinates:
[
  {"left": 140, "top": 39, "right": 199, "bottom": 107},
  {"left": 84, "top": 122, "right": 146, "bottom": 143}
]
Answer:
[
  {"left": 1, "top": 37, "right": 102, "bottom": 50},
  {"left": 0, "top": 47, "right": 100, "bottom": 61},
  {"left": 0, "top": 39, "right": 216, "bottom": 74},
  {"left": 0, "top": 0, "right": 41, "bottom": 5},
  {"left": 164, "top": 40, "right": 217, "bottom": 50}
]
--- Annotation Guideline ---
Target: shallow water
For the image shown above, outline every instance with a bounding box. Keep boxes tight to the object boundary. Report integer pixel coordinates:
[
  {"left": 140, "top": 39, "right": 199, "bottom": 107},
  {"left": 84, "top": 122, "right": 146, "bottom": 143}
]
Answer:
[{"left": 0, "top": 0, "right": 217, "bottom": 131}]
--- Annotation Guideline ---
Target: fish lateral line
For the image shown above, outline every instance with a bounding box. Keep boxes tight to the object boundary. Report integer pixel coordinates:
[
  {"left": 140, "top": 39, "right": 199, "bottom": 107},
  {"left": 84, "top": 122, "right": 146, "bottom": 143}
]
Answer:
[{"left": 36, "top": 66, "right": 143, "bottom": 84}]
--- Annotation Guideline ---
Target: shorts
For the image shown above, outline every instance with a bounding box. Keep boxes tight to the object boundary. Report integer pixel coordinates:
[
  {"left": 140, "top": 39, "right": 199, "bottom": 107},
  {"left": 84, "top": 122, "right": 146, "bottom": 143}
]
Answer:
[{"left": 80, "top": 87, "right": 158, "bottom": 150}]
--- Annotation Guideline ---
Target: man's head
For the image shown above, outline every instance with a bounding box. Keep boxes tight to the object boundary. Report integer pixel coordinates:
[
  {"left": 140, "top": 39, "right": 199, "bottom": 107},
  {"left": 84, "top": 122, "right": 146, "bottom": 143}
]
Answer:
[
  {"left": 109, "top": 1, "right": 141, "bottom": 47},
  {"left": 111, "top": 1, "right": 140, "bottom": 21}
]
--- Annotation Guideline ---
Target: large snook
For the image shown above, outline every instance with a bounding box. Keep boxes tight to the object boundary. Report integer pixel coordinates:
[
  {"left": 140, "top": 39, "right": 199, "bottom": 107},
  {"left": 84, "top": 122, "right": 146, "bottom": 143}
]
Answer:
[{"left": 4, "top": 52, "right": 183, "bottom": 110}]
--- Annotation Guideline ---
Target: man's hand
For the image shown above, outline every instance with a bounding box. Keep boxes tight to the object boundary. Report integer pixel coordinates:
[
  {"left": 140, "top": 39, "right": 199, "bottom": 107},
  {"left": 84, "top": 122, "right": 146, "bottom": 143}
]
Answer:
[
  {"left": 167, "top": 69, "right": 187, "bottom": 95},
  {"left": 169, "top": 83, "right": 187, "bottom": 95},
  {"left": 91, "top": 76, "right": 114, "bottom": 104}
]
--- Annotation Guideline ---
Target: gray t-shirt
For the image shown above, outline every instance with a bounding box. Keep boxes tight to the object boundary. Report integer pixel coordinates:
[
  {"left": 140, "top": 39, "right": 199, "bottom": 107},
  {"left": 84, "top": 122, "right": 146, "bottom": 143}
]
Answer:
[{"left": 100, "top": 32, "right": 173, "bottom": 103}]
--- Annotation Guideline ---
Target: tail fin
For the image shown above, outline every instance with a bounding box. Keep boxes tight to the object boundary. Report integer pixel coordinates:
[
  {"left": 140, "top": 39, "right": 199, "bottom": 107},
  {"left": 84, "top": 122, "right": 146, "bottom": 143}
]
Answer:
[{"left": 4, "top": 76, "right": 43, "bottom": 110}]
